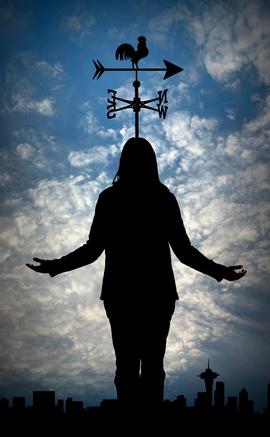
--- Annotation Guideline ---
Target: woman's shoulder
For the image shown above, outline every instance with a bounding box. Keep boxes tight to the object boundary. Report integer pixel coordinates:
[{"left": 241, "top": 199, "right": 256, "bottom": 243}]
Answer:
[
  {"left": 98, "top": 184, "right": 123, "bottom": 204},
  {"left": 98, "top": 185, "right": 115, "bottom": 200},
  {"left": 158, "top": 183, "right": 176, "bottom": 201},
  {"left": 98, "top": 182, "right": 175, "bottom": 201}
]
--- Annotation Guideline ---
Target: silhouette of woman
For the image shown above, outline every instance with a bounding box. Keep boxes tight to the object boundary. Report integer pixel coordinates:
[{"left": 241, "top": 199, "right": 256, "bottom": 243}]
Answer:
[{"left": 27, "top": 137, "right": 246, "bottom": 407}]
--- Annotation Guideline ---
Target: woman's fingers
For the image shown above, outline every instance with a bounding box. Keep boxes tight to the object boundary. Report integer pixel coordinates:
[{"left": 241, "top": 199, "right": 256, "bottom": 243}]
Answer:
[
  {"left": 26, "top": 263, "right": 39, "bottom": 271},
  {"left": 26, "top": 263, "right": 33, "bottom": 269},
  {"left": 33, "top": 257, "right": 44, "bottom": 264},
  {"left": 230, "top": 265, "right": 243, "bottom": 270}
]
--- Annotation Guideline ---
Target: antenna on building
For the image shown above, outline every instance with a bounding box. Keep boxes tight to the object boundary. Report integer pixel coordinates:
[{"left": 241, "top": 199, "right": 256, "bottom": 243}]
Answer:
[{"left": 198, "top": 361, "right": 219, "bottom": 407}]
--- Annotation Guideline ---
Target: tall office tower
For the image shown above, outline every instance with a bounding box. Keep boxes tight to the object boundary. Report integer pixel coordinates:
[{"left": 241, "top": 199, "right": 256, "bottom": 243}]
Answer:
[
  {"left": 214, "top": 381, "right": 225, "bottom": 409},
  {"left": 267, "top": 381, "right": 270, "bottom": 413}
]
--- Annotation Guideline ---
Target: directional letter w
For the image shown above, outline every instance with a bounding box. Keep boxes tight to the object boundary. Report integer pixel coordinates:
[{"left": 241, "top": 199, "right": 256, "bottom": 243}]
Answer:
[{"left": 157, "top": 89, "right": 168, "bottom": 119}]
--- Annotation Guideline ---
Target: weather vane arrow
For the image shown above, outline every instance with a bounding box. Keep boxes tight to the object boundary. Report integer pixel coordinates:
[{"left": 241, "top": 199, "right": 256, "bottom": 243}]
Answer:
[
  {"left": 92, "top": 59, "right": 183, "bottom": 80},
  {"left": 91, "top": 36, "right": 184, "bottom": 137}
]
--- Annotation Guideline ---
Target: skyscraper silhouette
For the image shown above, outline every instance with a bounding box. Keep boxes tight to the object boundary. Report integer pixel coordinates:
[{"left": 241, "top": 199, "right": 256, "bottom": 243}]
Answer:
[
  {"left": 198, "top": 360, "right": 219, "bottom": 407},
  {"left": 267, "top": 382, "right": 270, "bottom": 414},
  {"left": 239, "top": 388, "right": 253, "bottom": 415},
  {"left": 214, "top": 381, "right": 225, "bottom": 409}
]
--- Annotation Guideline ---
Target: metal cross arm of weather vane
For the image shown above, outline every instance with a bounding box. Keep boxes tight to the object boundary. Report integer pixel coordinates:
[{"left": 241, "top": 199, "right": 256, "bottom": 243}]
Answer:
[
  {"left": 107, "top": 88, "right": 169, "bottom": 119},
  {"left": 91, "top": 36, "right": 183, "bottom": 137}
]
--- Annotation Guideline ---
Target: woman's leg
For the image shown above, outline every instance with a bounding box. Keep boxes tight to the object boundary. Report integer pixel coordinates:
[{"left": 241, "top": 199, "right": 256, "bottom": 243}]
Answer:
[
  {"left": 139, "top": 300, "right": 175, "bottom": 404},
  {"left": 104, "top": 301, "right": 140, "bottom": 404}
]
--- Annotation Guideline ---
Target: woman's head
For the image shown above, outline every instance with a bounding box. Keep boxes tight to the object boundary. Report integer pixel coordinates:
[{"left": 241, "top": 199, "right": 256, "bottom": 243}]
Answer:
[{"left": 114, "top": 137, "right": 160, "bottom": 186}]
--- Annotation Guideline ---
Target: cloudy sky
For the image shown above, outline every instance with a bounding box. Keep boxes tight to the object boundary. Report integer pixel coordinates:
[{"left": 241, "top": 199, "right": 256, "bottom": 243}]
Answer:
[{"left": 0, "top": 0, "right": 270, "bottom": 411}]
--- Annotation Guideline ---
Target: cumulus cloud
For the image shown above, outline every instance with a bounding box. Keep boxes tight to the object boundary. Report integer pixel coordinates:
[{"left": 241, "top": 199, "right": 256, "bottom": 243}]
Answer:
[
  {"left": 79, "top": 101, "right": 119, "bottom": 139},
  {"left": 61, "top": 7, "right": 96, "bottom": 45},
  {"left": 68, "top": 144, "right": 118, "bottom": 168},
  {"left": 80, "top": 104, "right": 98, "bottom": 134},
  {"left": 3, "top": 53, "right": 64, "bottom": 116},
  {"left": 224, "top": 108, "right": 236, "bottom": 120},
  {"left": 16, "top": 143, "right": 34, "bottom": 159},
  {"left": 245, "top": 94, "right": 270, "bottom": 132},
  {"left": 0, "top": 173, "right": 11, "bottom": 186},
  {"left": 34, "top": 61, "right": 64, "bottom": 79},
  {"left": 13, "top": 129, "right": 56, "bottom": 170},
  {"left": 187, "top": 0, "right": 270, "bottom": 85},
  {"left": 159, "top": 111, "right": 218, "bottom": 170},
  {"left": 147, "top": 1, "right": 186, "bottom": 49},
  {"left": 147, "top": 0, "right": 270, "bottom": 85},
  {"left": 12, "top": 95, "right": 55, "bottom": 116}
]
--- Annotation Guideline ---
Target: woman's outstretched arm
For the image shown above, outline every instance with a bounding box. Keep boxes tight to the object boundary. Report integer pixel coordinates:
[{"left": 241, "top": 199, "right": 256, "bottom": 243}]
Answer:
[{"left": 26, "top": 193, "right": 105, "bottom": 277}]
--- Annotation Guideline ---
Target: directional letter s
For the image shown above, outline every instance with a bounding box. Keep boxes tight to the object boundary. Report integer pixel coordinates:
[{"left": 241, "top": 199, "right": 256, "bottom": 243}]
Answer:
[{"left": 107, "top": 89, "right": 117, "bottom": 119}]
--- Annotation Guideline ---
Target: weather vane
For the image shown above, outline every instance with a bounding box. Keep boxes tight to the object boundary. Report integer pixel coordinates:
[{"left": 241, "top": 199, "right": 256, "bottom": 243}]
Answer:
[{"left": 92, "top": 36, "right": 183, "bottom": 138}]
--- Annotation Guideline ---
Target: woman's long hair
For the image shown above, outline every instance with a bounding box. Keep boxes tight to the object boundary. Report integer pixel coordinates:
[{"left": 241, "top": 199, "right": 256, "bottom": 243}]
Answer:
[{"left": 113, "top": 137, "right": 161, "bottom": 188}]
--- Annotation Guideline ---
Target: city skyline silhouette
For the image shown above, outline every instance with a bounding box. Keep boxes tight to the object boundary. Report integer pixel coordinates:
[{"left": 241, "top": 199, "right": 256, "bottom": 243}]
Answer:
[
  {"left": 1, "top": 361, "right": 269, "bottom": 414},
  {"left": 1, "top": 360, "right": 270, "bottom": 437}
]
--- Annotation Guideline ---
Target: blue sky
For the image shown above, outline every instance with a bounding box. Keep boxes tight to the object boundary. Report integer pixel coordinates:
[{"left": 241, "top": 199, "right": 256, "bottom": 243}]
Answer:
[{"left": 0, "top": 0, "right": 270, "bottom": 411}]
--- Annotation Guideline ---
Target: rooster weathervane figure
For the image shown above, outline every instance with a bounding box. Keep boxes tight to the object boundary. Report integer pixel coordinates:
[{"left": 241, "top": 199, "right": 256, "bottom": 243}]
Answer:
[
  {"left": 92, "top": 36, "right": 183, "bottom": 137},
  {"left": 115, "top": 35, "right": 149, "bottom": 69}
]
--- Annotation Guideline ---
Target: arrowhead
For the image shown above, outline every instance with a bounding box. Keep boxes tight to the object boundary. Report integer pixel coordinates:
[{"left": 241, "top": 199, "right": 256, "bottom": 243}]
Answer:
[
  {"left": 163, "top": 60, "right": 183, "bottom": 80},
  {"left": 92, "top": 59, "right": 105, "bottom": 80}
]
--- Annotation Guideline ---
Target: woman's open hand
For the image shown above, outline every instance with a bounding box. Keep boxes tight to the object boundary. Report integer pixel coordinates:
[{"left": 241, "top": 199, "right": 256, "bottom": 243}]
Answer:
[
  {"left": 223, "top": 265, "right": 247, "bottom": 281},
  {"left": 26, "top": 258, "right": 52, "bottom": 274}
]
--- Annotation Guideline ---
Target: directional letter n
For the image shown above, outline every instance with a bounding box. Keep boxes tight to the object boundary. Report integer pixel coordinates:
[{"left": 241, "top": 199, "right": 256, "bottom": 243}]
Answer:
[{"left": 157, "top": 89, "right": 168, "bottom": 119}]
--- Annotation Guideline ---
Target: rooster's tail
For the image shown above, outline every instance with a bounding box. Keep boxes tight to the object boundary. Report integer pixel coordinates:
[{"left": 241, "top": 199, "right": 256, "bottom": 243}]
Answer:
[{"left": 115, "top": 44, "right": 135, "bottom": 61}]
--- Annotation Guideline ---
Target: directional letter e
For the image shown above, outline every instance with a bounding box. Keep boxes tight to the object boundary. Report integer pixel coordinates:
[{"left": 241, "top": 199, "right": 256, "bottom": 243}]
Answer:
[{"left": 107, "top": 89, "right": 117, "bottom": 119}]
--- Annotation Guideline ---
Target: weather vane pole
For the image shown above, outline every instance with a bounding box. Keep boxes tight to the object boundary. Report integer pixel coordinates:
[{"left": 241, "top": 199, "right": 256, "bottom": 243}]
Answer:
[{"left": 92, "top": 36, "right": 183, "bottom": 138}]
